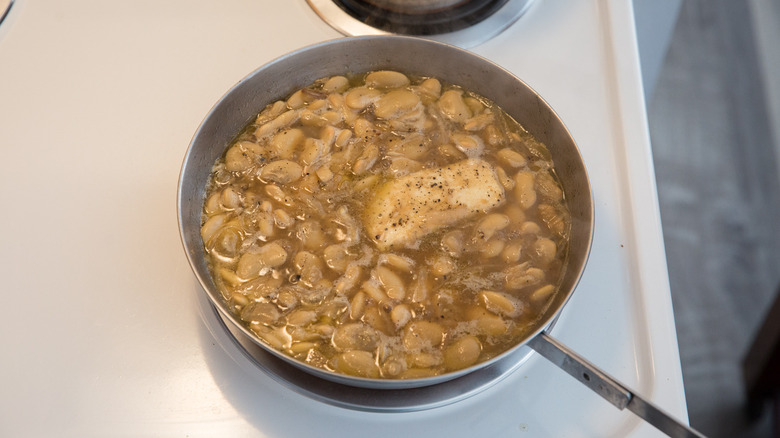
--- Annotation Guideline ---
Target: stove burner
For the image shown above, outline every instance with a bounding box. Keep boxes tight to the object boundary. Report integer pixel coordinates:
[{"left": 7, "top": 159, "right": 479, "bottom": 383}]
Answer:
[
  {"left": 333, "top": 0, "right": 510, "bottom": 35},
  {"left": 197, "top": 290, "right": 536, "bottom": 412},
  {"left": 307, "top": 0, "right": 535, "bottom": 48},
  {"left": 0, "top": 0, "right": 14, "bottom": 29}
]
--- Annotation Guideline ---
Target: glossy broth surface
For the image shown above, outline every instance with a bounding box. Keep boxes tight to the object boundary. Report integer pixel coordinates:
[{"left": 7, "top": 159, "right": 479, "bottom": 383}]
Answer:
[{"left": 201, "top": 71, "right": 571, "bottom": 379}]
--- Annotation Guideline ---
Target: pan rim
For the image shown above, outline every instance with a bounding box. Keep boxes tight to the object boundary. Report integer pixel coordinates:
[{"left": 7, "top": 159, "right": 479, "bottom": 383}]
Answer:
[{"left": 177, "top": 34, "right": 594, "bottom": 390}]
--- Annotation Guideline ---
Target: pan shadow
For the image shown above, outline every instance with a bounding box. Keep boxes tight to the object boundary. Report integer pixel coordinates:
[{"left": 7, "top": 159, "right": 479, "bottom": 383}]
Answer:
[{"left": 193, "top": 283, "right": 548, "bottom": 438}]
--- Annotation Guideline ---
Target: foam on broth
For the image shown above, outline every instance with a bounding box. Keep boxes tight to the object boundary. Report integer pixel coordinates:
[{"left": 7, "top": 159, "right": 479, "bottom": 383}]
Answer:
[{"left": 200, "top": 71, "right": 571, "bottom": 379}]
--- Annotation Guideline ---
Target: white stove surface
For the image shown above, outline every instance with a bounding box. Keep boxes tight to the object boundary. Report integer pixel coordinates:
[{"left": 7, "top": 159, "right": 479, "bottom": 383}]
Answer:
[{"left": 0, "top": 1, "right": 688, "bottom": 436}]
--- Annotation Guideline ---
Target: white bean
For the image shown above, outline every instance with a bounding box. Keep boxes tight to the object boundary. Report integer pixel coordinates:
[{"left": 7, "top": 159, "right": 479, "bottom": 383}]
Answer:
[
  {"left": 297, "top": 172, "right": 320, "bottom": 193},
  {"left": 255, "top": 110, "right": 299, "bottom": 138},
  {"left": 308, "top": 99, "right": 327, "bottom": 111},
  {"left": 350, "top": 291, "right": 367, "bottom": 320},
  {"left": 270, "top": 128, "right": 304, "bottom": 159},
  {"left": 465, "top": 306, "right": 508, "bottom": 336},
  {"left": 293, "top": 251, "right": 323, "bottom": 286},
  {"left": 431, "top": 255, "right": 456, "bottom": 277},
  {"left": 333, "top": 350, "right": 380, "bottom": 378},
  {"left": 256, "top": 211, "right": 275, "bottom": 238},
  {"left": 265, "top": 184, "right": 294, "bottom": 206},
  {"left": 345, "top": 86, "right": 382, "bottom": 110},
  {"left": 479, "top": 239, "right": 505, "bottom": 258},
  {"left": 365, "top": 70, "right": 410, "bottom": 89},
  {"left": 299, "top": 110, "right": 328, "bottom": 128},
  {"left": 374, "top": 90, "right": 420, "bottom": 119},
  {"left": 479, "top": 290, "right": 520, "bottom": 317},
  {"left": 286, "top": 309, "right": 318, "bottom": 326},
  {"left": 360, "top": 280, "right": 388, "bottom": 303},
  {"left": 320, "top": 125, "right": 337, "bottom": 147},
  {"left": 212, "top": 227, "right": 242, "bottom": 258},
  {"left": 408, "top": 352, "right": 442, "bottom": 368},
  {"left": 323, "top": 244, "right": 349, "bottom": 273},
  {"left": 390, "top": 303, "right": 412, "bottom": 329},
  {"left": 464, "top": 112, "right": 494, "bottom": 131},
  {"left": 251, "top": 326, "right": 290, "bottom": 350},
  {"left": 505, "top": 204, "right": 526, "bottom": 225},
  {"left": 261, "top": 160, "right": 303, "bottom": 184},
  {"left": 289, "top": 342, "right": 318, "bottom": 355},
  {"left": 451, "top": 133, "right": 484, "bottom": 158},
  {"left": 240, "top": 302, "right": 281, "bottom": 325},
  {"left": 321, "top": 111, "right": 342, "bottom": 125},
  {"left": 382, "top": 357, "right": 407, "bottom": 377},
  {"left": 352, "top": 174, "right": 379, "bottom": 192},
  {"left": 534, "top": 237, "right": 557, "bottom": 265},
  {"left": 441, "top": 230, "right": 464, "bottom": 257},
  {"left": 220, "top": 268, "right": 244, "bottom": 288},
  {"left": 297, "top": 221, "right": 326, "bottom": 250},
  {"left": 519, "top": 221, "right": 542, "bottom": 235},
  {"left": 200, "top": 213, "right": 228, "bottom": 244},
  {"left": 484, "top": 124, "right": 504, "bottom": 146},
  {"left": 225, "top": 141, "right": 262, "bottom": 172},
  {"left": 438, "top": 89, "right": 472, "bottom": 123},
  {"left": 255, "top": 100, "right": 286, "bottom": 125},
  {"left": 375, "top": 266, "right": 406, "bottom": 300},
  {"left": 514, "top": 171, "right": 537, "bottom": 209},
  {"left": 476, "top": 213, "right": 510, "bottom": 241},
  {"left": 322, "top": 75, "right": 349, "bottom": 93},
  {"left": 443, "top": 335, "right": 482, "bottom": 371},
  {"left": 335, "top": 264, "right": 362, "bottom": 295},
  {"left": 352, "top": 143, "right": 379, "bottom": 175},
  {"left": 497, "top": 148, "right": 528, "bottom": 168},
  {"left": 204, "top": 192, "right": 221, "bottom": 215},
  {"left": 299, "top": 138, "right": 326, "bottom": 166},
  {"left": 391, "top": 133, "right": 428, "bottom": 159},
  {"left": 315, "top": 165, "right": 334, "bottom": 183},
  {"left": 362, "top": 305, "right": 394, "bottom": 334},
  {"left": 273, "top": 209, "right": 294, "bottom": 229},
  {"left": 402, "top": 321, "right": 444, "bottom": 350},
  {"left": 464, "top": 97, "right": 485, "bottom": 114},
  {"left": 409, "top": 269, "right": 431, "bottom": 303},
  {"left": 496, "top": 166, "right": 514, "bottom": 190},
  {"left": 501, "top": 240, "right": 523, "bottom": 263},
  {"left": 387, "top": 157, "right": 423, "bottom": 176},
  {"left": 335, "top": 129, "right": 352, "bottom": 148},
  {"left": 504, "top": 265, "right": 545, "bottom": 290},
  {"left": 276, "top": 289, "right": 298, "bottom": 310},
  {"left": 332, "top": 323, "right": 378, "bottom": 351},
  {"left": 227, "top": 290, "right": 249, "bottom": 309},
  {"left": 418, "top": 78, "right": 441, "bottom": 98},
  {"left": 287, "top": 89, "right": 306, "bottom": 109},
  {"left": 531, "top": 284, "right": 556, "bottom": 302},
  {"left": 220, "top": 187, "right": 241, "bottom": 210},
  {"left": 236, "top": 253, "right": 264, "bottom": 280},
  {"left": 438, "top": 143, "right": 465, "bottom": 160},
  {"left": 380, "top": 254, "right": 414, "bottom": 273},
  {"left": 252, "top": 242, "right": 288, "bottom": 269}
]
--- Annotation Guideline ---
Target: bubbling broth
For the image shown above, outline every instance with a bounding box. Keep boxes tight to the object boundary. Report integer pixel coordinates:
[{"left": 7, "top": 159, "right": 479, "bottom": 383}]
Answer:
[{"left": 201, "top": 71, "right": 571, "bottom": 379}]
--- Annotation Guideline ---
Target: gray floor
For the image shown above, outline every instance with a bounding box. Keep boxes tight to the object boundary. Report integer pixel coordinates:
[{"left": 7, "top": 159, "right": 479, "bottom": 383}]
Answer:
[{"left": 647, "top": 1, "right": 780, "bottom": 437}]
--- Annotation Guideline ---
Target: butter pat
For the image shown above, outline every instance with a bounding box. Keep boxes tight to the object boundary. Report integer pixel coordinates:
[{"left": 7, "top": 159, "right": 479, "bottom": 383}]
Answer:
[{"left": 364, "top": 159, "right": 505, "bottom": 250}]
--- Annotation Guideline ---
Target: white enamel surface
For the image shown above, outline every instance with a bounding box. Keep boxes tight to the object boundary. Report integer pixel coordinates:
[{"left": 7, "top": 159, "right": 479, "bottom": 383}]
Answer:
[{"left": 0, "top": 0, "right": 687, "bottom": 436}]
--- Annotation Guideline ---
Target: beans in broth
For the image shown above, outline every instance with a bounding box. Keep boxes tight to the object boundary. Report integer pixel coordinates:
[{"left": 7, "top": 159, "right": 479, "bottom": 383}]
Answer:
[{"left": 201, "top": 71, "right": 571, "bottom": 379}]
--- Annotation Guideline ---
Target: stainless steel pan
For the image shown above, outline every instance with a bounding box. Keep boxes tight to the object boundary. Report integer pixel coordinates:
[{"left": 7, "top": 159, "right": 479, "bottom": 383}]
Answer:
[{"left": 178, "top": 36, "right": 703, "bottom": 437}]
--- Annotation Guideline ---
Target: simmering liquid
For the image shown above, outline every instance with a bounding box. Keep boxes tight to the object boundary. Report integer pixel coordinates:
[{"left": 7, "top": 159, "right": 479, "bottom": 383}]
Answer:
[{"left": 201, "top": 71, "right": 570, "bottom": 379}]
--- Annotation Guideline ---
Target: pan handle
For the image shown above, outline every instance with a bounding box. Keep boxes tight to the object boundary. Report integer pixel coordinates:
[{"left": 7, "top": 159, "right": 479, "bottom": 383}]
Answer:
[{"left": 527, "top": 332, "right": 707, "bottom": 438}]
